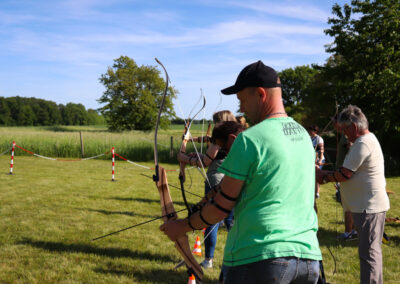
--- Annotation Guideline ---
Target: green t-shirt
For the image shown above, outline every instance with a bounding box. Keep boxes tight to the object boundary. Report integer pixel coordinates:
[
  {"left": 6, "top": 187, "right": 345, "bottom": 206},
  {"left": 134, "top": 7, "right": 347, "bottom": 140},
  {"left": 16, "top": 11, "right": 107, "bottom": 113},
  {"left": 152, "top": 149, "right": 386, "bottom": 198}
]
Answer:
[{"left": 218, "top": 117, "right": 322, "bottom": 266}]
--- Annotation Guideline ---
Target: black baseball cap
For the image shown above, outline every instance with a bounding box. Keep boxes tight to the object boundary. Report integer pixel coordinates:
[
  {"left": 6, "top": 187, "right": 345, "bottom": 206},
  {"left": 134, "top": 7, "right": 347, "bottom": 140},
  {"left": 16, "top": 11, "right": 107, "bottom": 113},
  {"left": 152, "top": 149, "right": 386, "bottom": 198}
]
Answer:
[{"left": 221, "top": 60, "right": 281, "bottom": 95}]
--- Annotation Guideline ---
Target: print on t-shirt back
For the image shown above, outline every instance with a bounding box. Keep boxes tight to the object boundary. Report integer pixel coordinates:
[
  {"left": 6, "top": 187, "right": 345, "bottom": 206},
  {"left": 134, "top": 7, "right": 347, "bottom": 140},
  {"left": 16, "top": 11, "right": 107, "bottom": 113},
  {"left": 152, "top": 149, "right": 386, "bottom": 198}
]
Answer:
[{"left": 281, "top": 121, "right": 306, "bottom": 142}]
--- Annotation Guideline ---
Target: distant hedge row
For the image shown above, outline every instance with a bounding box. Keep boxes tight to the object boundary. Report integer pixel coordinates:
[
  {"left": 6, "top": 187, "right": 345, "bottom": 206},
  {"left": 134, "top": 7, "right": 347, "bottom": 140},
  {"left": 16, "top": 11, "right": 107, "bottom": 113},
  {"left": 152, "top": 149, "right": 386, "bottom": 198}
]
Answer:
[{"left": 0, "top": 96, "right": 105, "bottom": 126}]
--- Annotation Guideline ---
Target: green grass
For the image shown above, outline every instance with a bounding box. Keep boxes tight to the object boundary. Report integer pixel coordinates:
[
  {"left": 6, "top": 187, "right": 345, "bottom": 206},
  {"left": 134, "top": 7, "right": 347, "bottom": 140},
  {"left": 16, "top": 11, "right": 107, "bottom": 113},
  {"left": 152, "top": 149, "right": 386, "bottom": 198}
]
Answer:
[
  {"left": 316, "top": 177, "right": 400, "bottom": 283},
  {"left": 0, "top": 155, "right": 223, "bottom": 283},
  {"left": 0, "top": 156, "right": 399, "bottom": 283},
  {"left": 0, "top": 125, "right": 399, "bottom": 283}
]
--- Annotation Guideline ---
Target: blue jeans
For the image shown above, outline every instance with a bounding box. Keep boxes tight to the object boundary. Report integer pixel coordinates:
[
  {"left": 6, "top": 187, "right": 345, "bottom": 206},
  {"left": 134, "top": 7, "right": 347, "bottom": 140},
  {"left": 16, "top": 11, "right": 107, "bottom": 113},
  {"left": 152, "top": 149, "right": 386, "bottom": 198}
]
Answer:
[
  {"left": 225, "top": 257, "right": 319, "bottom": 284},
  {"left": 204, "top": 183, "right": 234, "bottom": 259}
]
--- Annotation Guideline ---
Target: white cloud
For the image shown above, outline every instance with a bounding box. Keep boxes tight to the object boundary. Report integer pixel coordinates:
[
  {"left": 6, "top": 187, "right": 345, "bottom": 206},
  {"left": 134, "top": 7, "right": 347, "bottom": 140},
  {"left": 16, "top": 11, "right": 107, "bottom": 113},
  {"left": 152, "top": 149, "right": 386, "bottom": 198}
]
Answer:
[
  {"left": 72, "top": 20, "right": 323, "bottom": 49},
  {"left": 225, "top": 0, "right": 330, "bottom": 23},
  {"left": 2, "top": 17, "right": 327, "bottom": 72}
]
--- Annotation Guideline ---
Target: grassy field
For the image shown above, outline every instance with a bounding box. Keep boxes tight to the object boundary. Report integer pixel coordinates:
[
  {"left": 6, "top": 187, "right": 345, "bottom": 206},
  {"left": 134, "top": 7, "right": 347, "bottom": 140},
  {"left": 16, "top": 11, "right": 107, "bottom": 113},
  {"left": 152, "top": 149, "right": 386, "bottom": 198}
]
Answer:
[
  {"left": 0, "top": 126, "right": 399, "bottom": 283},
  {"left": 0, "top": 156, "right": 220, "bottom": 283}
]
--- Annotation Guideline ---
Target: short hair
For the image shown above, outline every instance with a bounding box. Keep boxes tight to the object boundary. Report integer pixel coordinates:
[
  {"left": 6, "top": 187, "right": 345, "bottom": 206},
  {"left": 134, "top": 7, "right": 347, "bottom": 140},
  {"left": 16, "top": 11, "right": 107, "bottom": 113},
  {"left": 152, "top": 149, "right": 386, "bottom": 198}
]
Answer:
[
  {"left": 212, "top": 121, "right": 244, "bottom": 144},
  {"left": 212, "top": 110, "right": 237, "bottom": 123},
  {"left": 307, "top": 125, "right": 319, "bottom": 133},
  {"left": 338, "top": 105, "right": 368, "bottom": 131}
]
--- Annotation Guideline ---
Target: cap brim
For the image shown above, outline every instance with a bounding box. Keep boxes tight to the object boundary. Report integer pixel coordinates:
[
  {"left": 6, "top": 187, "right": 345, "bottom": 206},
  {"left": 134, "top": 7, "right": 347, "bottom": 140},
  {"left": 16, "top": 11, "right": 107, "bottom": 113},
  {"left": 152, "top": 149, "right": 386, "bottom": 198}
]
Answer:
[{"left": 221, "top": 85, "right": 239, "bottom": 95}]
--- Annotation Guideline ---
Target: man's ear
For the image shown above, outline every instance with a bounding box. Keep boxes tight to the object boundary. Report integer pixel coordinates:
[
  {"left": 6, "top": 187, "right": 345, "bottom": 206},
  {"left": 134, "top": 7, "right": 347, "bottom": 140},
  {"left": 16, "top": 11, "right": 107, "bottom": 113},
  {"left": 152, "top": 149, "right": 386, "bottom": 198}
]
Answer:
[
  {"left": 256, "top": 87, "right": 268, "bottom": 103},
  {"left": 226, "top": 134, "right": 237, "bottom": 151},
  {"left": 352, "top": 122, "right": 358, "bottom": 134}
]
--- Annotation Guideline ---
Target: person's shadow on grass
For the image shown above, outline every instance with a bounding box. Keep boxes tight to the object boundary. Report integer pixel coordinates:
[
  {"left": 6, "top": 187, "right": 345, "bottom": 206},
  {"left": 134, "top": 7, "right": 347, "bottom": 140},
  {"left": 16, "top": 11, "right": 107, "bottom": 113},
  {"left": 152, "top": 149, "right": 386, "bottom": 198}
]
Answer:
[{"left": 17, "top": 237, "right": 176, "bottom": 263}]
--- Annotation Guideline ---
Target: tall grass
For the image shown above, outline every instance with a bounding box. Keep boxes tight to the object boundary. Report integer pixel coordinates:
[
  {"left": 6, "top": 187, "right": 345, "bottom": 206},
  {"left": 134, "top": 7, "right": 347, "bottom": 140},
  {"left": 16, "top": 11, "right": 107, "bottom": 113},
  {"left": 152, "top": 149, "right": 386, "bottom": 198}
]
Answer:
[{"left": 0, "top": 125, "right": 211, "bottom": 163}]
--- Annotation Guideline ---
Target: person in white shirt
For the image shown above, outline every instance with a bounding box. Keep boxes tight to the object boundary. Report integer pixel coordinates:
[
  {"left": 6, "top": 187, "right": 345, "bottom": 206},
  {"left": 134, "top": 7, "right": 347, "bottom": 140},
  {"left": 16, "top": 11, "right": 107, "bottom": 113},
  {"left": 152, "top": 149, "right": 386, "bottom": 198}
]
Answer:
[
  {"left": 316, "top": 105, "right": 390, "bottom": 284},
  {"left": 307, "top": 125, "right": 325, "bottom": 200}
]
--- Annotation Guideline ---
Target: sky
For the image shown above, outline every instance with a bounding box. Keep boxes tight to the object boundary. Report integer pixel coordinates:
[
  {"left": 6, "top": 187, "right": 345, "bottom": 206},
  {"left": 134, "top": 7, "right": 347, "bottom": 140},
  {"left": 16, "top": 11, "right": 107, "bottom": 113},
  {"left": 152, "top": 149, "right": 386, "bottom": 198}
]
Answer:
[{"left": 0, "top": 0, "right": 349, "bottom": 120}]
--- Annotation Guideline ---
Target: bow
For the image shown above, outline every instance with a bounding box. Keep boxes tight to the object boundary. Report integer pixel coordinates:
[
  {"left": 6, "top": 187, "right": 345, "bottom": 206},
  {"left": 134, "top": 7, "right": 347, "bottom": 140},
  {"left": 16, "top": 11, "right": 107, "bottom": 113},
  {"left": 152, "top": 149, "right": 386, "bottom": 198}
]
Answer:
[
  {"left": 314, "top": 99, "right": 339, "bottom": 277},
  {"left": 154, "top": 58, "right": 203, "bottom": 282},
  {"left": 178, "top": 94, "right": 206, "bottom": 215}
]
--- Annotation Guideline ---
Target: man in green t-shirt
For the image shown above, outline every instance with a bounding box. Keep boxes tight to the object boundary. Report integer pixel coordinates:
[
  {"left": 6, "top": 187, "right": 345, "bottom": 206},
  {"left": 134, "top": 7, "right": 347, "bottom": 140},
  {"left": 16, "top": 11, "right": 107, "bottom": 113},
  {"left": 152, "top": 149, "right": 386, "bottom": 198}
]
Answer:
[{"left": 161, "top": 61, "right": 322, "bottom": 283}]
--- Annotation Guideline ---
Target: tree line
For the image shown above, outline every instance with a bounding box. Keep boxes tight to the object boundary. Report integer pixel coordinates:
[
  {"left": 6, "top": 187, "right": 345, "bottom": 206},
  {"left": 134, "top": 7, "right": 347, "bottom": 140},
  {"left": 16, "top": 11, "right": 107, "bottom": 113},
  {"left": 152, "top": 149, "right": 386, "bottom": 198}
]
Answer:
[{"left": 0, "top": 96, "right": 105, "bottom": 126}]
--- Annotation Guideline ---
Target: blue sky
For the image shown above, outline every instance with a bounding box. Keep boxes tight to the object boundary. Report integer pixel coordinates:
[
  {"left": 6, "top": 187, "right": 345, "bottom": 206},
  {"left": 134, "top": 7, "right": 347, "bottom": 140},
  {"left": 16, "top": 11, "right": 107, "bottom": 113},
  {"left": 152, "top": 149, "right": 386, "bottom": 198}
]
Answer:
[{"left": 0, "top": 0, "right": 348, "bottom": 119}]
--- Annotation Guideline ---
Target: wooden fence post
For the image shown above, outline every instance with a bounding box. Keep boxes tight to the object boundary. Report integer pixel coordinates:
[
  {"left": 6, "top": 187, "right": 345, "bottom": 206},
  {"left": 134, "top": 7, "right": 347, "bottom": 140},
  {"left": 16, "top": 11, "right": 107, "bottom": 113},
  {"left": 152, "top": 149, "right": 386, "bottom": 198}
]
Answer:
[
  {"left": 170, "top": 136, "right": 174, "bottom": 158},
  {"left": 80, "top": 131, "right": 85, "bottom": 158}
]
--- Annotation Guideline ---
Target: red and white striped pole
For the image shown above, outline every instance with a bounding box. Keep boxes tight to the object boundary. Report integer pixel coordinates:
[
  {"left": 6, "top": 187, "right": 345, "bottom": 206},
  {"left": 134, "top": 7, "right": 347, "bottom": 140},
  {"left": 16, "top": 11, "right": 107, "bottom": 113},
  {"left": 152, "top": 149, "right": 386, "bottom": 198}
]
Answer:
[
  {"left": 111, "top": 147, "right": 115, "bottom": 181},
  {"left": 9, "top": 141, "right": 16, "bottom": 175}
]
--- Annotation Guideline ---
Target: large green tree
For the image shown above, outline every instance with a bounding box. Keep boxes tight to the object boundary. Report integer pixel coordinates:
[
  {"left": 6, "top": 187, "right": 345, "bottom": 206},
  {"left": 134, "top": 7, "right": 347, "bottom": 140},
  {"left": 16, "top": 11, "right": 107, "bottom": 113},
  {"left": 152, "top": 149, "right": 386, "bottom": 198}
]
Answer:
[
  {"left": 279, "top": 65, "right": 319, "bottom": 125},
  {"left": 280, "top": 65, "right": 318, "bottom": 106},
  {"left": 323, "top": 0, "right": 400, "bottom": 173},
  {"left": 98, "top": 56, "right": 176, "bottom": 131},
  {"left": 324, "top": 0, "right": 400, "bottom": 132}
]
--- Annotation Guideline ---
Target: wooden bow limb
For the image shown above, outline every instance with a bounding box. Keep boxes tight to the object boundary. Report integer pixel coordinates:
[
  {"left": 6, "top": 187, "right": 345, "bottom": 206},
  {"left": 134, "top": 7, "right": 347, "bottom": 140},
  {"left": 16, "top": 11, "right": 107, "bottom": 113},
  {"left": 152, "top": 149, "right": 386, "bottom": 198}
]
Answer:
[{"left": 156, "top": 166, "right": 203, "bottom": 282}]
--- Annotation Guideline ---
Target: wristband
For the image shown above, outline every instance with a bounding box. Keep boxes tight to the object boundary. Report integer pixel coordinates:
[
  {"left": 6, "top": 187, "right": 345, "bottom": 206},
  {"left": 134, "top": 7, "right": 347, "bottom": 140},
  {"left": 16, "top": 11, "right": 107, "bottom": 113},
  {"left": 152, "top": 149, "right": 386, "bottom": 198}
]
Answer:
[{"left": 199, "top": 208, "right": 213, "bottom": 226}]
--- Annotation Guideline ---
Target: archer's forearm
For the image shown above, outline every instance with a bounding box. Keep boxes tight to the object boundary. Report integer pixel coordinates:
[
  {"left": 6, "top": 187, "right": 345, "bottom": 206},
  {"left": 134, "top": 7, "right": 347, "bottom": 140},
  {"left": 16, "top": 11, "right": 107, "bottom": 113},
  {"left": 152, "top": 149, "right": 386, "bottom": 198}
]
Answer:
[
  {"left": 319, "top": 167, "right": 353, "bottom": 184},
  {"left": 189, "top": 136, "right": 211, "bottom": 143},
  {"left": 187, "top": 182, "right": 239, "bottom": 230}
]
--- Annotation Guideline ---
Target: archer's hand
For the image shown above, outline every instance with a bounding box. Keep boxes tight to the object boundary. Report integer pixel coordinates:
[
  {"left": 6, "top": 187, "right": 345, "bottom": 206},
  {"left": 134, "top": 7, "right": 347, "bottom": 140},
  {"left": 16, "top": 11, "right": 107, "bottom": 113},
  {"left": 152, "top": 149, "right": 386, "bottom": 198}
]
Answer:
[{"left": 159, "top": 219, "right": 188, "bottom": 241}]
